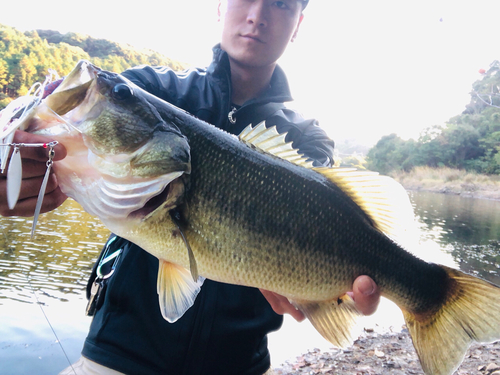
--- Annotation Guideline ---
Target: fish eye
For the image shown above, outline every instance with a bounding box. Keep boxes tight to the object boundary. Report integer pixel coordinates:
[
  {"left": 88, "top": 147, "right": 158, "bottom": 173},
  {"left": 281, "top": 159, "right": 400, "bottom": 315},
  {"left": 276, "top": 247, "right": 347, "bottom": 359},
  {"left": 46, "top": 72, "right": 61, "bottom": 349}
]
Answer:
[{"left": 112, "top": 83, "right": 133, "bottom": 101}]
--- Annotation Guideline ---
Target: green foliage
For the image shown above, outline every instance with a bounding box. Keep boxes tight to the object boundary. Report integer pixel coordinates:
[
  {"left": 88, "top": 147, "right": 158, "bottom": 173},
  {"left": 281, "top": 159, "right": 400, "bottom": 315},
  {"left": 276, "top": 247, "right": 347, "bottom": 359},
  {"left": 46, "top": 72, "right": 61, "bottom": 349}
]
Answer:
[
  {"left": 0, "top": 24, "right": 187, "bottom": 109},
  {"left": 366, "top": 134, "right": 421, "bottom": 174},
  {"left": 367, "top": 60, "right": 500, "bottom": 175}
]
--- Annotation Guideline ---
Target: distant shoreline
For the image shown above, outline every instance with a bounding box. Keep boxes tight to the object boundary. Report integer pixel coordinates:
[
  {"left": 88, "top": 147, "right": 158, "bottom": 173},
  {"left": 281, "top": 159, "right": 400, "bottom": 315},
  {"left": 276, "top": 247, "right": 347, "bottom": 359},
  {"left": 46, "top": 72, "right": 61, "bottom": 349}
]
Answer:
[{"left": 391, "top": 166, "right": 500, "bottom": 201}]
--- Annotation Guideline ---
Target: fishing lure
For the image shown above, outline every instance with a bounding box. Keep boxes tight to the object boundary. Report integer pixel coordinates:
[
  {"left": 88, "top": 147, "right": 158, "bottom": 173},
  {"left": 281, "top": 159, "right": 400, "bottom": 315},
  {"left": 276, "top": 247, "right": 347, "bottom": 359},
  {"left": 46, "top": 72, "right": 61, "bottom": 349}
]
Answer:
[
  {"left": 1, "top": 70, "right": 76, "bottom": 374},
  {"left": 0, "top": 70, "right": 60, "bottom": 236},
  {"left": 0, "top": 141, "right": 59, "bottom": 236}
]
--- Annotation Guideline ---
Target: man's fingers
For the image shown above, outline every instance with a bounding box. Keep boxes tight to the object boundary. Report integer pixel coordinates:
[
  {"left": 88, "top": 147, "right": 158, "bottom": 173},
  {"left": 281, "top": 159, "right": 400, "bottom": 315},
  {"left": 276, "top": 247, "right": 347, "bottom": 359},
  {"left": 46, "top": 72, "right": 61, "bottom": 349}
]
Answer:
[
  {"left": 0, "top": 174, "right": 65, "bottom": 216},
  {"left": 351, "top": 275, "right": 380, "bottom": 316},
  {"left": 0, "top": 185, "right": 67, "bottom": 217},
  {"left": 260, "top": 289, "right": 306, "bottom": 322},
  {"left": 3, "top": 159, "right": 52, "bottom": 179}
]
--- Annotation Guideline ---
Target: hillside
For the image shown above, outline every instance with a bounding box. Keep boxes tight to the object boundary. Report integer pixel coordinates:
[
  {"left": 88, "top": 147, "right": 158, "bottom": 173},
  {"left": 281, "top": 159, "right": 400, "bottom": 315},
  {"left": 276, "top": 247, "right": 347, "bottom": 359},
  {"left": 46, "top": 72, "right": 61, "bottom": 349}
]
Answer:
[
  {"left": 0, "top": 24, "right": 188, "bottom": 109},
  {"left": 366, "top": 60, "right": 500, "bottom": 175}
]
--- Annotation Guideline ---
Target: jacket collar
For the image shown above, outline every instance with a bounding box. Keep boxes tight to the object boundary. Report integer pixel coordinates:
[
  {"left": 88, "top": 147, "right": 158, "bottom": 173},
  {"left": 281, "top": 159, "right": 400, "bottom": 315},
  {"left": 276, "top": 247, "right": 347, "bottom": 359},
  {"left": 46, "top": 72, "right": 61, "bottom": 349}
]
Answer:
[{"left": 207, "top": 44, "right": 294, "bottom": 106}]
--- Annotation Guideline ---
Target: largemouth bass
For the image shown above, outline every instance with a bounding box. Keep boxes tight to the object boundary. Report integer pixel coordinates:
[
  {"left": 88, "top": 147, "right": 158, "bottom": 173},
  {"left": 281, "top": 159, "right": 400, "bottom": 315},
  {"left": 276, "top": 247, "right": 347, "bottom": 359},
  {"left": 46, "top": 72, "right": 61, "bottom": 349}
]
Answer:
[{"left": 5, "top": 61, "right": 500, "bottom": 375}]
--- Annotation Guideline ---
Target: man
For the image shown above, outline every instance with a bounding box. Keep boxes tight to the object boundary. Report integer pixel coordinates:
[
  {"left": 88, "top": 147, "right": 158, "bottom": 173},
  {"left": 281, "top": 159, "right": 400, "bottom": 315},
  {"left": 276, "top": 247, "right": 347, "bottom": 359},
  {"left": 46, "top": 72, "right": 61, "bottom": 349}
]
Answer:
[{"left": 0, "top": 1, "right": 380, "bottom": 374}]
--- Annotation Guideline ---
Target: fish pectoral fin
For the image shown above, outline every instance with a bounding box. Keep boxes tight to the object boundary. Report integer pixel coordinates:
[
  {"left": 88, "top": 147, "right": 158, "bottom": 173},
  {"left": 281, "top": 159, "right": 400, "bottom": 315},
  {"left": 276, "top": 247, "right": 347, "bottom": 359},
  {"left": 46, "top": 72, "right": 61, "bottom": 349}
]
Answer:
[
  {"left": 157, "top": 259, "right": 205, "bottom": 323},
  {"left": 402, "top": 265, "right": 500, "bottom": 375},
  {"left": 293, "top": 294, "right": 362, "bottom": 348}
]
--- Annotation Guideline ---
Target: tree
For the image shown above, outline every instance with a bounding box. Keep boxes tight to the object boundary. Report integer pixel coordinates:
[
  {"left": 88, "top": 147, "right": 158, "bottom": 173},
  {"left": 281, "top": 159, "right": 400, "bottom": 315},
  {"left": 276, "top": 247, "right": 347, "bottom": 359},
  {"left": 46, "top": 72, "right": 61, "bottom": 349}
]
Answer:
[
  {"left": 0, "top": 23, "right": 188, "bottom": 110},
  {"left": 366, "top": 58, "right": 500, "bottom": 175},
  {"left": 366, "top": 134, "right": 408, "bottom": 174}
]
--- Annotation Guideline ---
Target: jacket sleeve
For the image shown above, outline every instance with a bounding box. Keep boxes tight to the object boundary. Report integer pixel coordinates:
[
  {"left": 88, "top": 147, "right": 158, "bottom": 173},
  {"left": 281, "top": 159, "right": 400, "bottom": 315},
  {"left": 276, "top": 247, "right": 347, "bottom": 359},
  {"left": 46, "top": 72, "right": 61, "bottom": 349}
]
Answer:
[{"left": 268, "top": 108, "right": 335, "bottom": 167}]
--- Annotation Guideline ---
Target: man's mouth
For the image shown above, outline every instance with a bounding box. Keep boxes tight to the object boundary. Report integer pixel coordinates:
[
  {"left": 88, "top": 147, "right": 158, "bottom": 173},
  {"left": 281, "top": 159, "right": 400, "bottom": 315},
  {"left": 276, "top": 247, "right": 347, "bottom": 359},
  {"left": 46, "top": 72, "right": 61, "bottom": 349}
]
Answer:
[{"left": 241, "top": 34, "right": 265, "bottom": 43}]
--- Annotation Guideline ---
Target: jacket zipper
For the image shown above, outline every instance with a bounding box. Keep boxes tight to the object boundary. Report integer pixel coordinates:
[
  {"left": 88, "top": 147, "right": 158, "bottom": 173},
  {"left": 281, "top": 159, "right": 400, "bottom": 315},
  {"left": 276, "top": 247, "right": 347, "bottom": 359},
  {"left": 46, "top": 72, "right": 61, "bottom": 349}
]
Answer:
[{"left": 228, "top": 106, "right": 237, "bottom": 124}]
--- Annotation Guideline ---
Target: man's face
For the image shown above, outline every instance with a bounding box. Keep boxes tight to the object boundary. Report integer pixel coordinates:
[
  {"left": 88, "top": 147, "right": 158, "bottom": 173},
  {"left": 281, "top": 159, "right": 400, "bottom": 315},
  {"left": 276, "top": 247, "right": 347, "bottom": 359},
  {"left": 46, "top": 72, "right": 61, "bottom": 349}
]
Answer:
[{"left": 219, "top": 0, "right": 304, "bottom": 69}]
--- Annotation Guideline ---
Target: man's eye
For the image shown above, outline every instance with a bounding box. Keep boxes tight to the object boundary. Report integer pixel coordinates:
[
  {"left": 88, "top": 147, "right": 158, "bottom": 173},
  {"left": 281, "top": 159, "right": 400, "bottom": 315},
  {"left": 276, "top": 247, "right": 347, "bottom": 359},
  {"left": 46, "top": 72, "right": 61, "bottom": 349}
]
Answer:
[{"left": 274, "top": 1, "right": 288, "bottom": 9}]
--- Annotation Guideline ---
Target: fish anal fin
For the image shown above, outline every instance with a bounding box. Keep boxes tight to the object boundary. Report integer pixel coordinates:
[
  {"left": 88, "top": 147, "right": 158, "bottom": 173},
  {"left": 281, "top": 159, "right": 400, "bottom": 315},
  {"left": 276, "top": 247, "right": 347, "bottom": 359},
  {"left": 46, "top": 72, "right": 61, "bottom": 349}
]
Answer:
[
  {"left": 293, "top": 294, "right": 362, "bottom": 348},
  {"left": 403, "top": 265, "right": 500, "bottom": 375},
  {"left": 157, "top": 259, "right": 205, "bottom": 323}
]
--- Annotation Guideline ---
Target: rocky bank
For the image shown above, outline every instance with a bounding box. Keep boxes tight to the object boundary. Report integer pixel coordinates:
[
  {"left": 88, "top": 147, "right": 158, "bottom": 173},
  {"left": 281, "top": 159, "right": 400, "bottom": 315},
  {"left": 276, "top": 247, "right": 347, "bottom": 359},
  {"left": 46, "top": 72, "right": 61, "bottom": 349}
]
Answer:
[{"left": 274, "top": 329, "right": 500, "bottom": 375}]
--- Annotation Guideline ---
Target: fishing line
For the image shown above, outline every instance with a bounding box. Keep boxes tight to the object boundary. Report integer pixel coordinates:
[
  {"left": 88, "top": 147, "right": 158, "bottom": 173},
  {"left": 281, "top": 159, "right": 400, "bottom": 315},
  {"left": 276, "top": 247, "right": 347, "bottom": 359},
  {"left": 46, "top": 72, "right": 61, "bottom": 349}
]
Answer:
[
  {"left": 5, "top": 231, "right": 77, "bottom": 375},
  {"left": 25, "top": 273, "right": 77, "bottom": 375}
]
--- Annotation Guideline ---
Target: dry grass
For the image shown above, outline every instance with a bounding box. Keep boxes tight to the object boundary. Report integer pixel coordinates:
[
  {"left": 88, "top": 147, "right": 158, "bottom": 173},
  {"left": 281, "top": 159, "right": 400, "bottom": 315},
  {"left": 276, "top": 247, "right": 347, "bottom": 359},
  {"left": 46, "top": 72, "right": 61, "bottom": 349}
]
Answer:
[{"left": 390, "top": 166, "right": 500, "bottom": 200}]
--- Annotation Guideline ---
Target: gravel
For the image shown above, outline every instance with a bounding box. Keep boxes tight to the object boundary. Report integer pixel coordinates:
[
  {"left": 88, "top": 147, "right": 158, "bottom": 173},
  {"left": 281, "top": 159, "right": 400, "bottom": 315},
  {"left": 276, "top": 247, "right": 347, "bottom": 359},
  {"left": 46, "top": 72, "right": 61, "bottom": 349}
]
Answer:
[{"left": 274, "top": 328, "right": 500, "bottom": 375}]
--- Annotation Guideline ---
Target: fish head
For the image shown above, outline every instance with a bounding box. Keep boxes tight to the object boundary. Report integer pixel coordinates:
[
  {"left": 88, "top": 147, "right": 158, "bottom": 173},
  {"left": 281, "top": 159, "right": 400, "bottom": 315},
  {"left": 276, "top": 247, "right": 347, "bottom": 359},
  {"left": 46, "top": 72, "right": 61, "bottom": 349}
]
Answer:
[{"left": 36, "top": 61, "right": 191, "bottom": 230}]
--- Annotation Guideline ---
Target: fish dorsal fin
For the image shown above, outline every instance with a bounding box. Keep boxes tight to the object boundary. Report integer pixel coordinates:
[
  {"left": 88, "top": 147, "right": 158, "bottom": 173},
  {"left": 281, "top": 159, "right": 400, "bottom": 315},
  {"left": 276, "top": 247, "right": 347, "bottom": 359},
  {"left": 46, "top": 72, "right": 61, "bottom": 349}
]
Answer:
[
  {"left": 157, "top": 259, "right": 205, "bottom": 323},
  {"left": 239, "top": 122, "right": 314, "bottom": 168},
  {"left": 313, "top": 167, "right": 415, "bottom": 243},
  {"left": 239, "top": 122, "right": 414, "bottom": 243}
]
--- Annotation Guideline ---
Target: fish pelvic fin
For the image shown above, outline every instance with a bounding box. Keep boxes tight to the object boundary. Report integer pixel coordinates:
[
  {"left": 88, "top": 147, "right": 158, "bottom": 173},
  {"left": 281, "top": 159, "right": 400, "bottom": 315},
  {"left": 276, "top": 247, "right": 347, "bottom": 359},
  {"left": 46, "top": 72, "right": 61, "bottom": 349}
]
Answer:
[
  {"left": 293, "top": 294, "right": 363, "bottom": 348},
  {"left": 157, "top": 259, "right": 205, "bottom": 323},
  {"left": 403, "top": 265, "right": 500, "bottom": 375}
]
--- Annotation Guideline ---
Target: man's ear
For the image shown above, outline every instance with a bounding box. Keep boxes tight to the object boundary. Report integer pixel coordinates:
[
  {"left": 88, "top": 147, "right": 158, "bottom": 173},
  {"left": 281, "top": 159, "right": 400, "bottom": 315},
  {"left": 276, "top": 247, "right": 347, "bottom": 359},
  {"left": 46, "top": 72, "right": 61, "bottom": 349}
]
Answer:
[
  {"left": 218, "top": 0, "right": 228, "bottom": 23},
  {"left": 291, "top": 14, "right": 304, "bottom": 42}
]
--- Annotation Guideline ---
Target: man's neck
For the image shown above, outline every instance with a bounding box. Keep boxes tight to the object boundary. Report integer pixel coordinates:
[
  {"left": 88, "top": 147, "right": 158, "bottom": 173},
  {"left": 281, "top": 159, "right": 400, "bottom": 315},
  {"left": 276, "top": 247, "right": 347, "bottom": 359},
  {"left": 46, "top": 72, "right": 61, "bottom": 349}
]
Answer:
[{"left": 229, "top": 60, "right": 276, "bottom": 106}]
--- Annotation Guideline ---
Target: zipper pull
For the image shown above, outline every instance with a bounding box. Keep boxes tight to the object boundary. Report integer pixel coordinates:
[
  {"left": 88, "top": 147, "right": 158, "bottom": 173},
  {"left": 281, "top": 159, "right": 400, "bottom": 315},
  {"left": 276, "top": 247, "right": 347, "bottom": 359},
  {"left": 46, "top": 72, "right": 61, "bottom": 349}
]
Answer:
[{"left": 228, "top": 106, "right": 237, "bottom": 124}]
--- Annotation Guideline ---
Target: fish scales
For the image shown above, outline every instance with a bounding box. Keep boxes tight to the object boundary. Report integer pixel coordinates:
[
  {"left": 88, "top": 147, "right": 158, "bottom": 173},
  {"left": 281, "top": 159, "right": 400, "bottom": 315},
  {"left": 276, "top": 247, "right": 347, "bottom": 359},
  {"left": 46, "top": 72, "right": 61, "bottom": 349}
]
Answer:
[
  {"left": 6, "top": 61, "right": 500, "bottom": 375},
  {"left": 142, "top": 89, "right": 449, "bottom": 311}
]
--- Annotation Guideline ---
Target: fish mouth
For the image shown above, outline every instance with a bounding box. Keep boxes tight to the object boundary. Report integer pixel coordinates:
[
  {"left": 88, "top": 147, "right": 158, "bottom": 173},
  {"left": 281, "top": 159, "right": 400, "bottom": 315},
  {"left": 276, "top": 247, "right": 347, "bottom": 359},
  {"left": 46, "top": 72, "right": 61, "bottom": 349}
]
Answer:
[{"left": 44, "top": 60, "right": 99, "bottom": 116}]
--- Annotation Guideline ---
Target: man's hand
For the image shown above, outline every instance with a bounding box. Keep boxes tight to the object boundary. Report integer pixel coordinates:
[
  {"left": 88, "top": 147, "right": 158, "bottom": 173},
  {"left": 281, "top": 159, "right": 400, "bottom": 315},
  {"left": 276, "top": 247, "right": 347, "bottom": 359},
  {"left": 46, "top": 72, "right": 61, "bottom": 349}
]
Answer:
[
  {"left": 260, "top": 275, "right": 380, "bottom": 321},
  {"left": 0, "top": 130, "right": 68, "bottom": 217},
  {"left": 259, "top": 289, "right": 306, "bottom": 322}
]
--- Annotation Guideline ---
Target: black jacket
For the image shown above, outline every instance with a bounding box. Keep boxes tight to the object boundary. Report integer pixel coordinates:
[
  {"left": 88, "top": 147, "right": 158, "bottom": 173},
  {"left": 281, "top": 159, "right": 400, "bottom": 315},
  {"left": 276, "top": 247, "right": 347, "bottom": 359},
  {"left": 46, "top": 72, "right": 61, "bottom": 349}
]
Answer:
[{"left": 82, "top": 46, "right": 335, "bottom": 375}]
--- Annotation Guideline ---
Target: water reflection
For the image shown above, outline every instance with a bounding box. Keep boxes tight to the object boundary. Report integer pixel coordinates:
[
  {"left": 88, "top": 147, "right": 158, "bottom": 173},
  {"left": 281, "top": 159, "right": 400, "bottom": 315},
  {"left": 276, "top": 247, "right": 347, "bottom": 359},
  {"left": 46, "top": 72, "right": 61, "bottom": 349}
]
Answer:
[
  {"left": 0, "top": 199, "right": 109, "bottom": 305},
  {"left": 0, "top": 199, "right": 110, "bottom": 375},
  {"left": 409, "top": 191, "right": 500, "bottom": 285},
  {"left": 0, "top": 192, "right": 499, "bottom": 373}
]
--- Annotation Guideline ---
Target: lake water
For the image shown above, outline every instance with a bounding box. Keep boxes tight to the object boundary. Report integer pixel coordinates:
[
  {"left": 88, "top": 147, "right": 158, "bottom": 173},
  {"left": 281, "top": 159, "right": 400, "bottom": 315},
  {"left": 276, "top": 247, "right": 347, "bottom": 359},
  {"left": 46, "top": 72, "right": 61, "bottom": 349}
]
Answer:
[{"left": 1, "top": 191, "right": 499, "bottom": 374}]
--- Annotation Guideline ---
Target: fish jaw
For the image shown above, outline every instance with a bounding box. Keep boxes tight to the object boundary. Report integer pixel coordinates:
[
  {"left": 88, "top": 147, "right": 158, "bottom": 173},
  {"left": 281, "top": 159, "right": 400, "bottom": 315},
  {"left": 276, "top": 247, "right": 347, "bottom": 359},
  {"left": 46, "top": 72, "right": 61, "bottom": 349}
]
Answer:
[
  {"left": 51, "top": 131, "right": 188, "bottom": 228},
  {"left": 43, "top": 60, "right": 100, "bottom": 118},
  {"left": 30, "top": 60, "right": 192, "bottom": 229}
]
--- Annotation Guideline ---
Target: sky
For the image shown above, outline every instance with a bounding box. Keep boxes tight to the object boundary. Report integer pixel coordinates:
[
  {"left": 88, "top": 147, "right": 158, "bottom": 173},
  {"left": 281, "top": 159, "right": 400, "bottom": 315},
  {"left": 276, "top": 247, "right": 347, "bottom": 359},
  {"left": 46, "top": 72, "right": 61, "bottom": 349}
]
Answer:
[{"left": 1, "top": 0, "right": 499, "bottom": 147}]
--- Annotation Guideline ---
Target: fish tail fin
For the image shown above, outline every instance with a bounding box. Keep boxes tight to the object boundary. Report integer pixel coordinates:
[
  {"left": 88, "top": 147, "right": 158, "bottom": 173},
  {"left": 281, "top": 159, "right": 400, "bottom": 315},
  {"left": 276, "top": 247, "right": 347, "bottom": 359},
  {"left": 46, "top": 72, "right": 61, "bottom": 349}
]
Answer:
[
  {"left": 403, "top": 265, "right": 500, "bottom": 375},
  {"left": 294, "top": 294, "right": 363, "bottom": 348}
]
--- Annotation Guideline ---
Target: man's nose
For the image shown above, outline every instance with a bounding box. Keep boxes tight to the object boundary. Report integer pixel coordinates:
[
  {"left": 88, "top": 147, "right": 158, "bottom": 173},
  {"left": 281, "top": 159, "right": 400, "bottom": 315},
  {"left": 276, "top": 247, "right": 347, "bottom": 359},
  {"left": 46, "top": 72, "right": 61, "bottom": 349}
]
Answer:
[{"left": 247, "top": 1, "right": 268, "bottom": 27}]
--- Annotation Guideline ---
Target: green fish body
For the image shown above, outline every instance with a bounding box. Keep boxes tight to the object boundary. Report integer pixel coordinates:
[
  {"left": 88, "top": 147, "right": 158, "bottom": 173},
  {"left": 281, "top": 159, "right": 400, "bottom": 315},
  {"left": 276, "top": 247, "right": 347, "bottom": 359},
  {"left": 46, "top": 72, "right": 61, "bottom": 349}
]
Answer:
[{"left": 21, "top": 61, "right": 500, "bottom": 375}]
